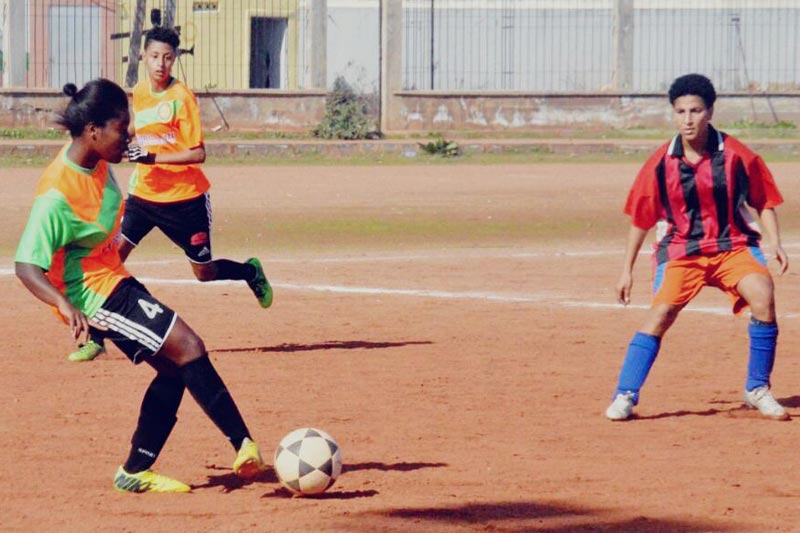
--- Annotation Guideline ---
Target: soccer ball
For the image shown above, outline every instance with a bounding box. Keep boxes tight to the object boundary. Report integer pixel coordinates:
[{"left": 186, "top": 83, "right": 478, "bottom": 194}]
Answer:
[{"left": 273, "top": 428, "right": 342, "bottom": 496}]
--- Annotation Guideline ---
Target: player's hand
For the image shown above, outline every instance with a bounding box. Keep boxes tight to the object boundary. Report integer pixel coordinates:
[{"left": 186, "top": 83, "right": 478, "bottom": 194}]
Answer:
[
  {"left": 773, "top": 245, "right": 789, "bottom": 276},
  {"left": 127, "top": 143, "right": 155, "bottom": 164},
  {"left": 56, "top": 299, "right": 90, "bottom": 343},
  {"left": 616, "top": 271, "right": 634, "bottom": 305}
]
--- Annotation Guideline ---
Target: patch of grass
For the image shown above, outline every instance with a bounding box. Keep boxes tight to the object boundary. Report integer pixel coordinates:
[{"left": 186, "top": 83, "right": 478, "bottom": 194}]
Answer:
[{"left": 0, "top": 127, "right": 66, "bottom": 140}]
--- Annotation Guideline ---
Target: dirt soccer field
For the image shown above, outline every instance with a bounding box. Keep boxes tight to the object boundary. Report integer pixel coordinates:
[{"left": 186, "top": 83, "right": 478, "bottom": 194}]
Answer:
[{"left": 2, "top": 160, "right": 800, "bottom": 532}]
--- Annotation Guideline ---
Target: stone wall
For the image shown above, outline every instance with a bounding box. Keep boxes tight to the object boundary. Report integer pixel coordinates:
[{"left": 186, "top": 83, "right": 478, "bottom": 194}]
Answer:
[
  {"left": 388, "top": 92, "right": 800, "bottom": 133},
  {"left": 0, "top": 89, "right": 327, "bottom": 133},
  {"left": 0, "top": 88, "right": 797, "bottom": 134}
]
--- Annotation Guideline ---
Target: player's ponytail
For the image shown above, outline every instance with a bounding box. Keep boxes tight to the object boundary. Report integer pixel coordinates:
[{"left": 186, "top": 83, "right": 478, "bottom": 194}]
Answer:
[
  {"left": 55, "top": 79, "right": 129, "bottom": 138},
  {"left": 62, "top": 83, "right": 78, "bottom": 98}
]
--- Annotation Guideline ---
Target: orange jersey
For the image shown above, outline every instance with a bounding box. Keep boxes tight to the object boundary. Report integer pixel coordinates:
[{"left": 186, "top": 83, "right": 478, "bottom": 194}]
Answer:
[
  {"left": 15, "top": 145, "right": 130, "bottom": 318},
  {"left": 129, "top": 78, "right": 210, "bottom": 203}
]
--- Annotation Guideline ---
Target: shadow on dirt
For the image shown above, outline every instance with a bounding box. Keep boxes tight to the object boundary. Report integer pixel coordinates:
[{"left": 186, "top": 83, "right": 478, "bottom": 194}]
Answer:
[
  {"left": 192, "top": 466, "right": 277, "bottom": 493},
  {"left": 777, "top": 394, "right": 800, "bottom": 408},
  {"left": 364, "top": 501, "right": 730, "bottom": 531},
  {"left": 634, "top": 403, "right": 793, "bottom": 421},
  {"left": 345, "top": 461, "right": 448, "bottom": 473},
  {"left": 262, "top": 488, "right": 380, "bottom": 500},
  {"left": 212, "top": 340, "right": 433, "bottom": 354}
]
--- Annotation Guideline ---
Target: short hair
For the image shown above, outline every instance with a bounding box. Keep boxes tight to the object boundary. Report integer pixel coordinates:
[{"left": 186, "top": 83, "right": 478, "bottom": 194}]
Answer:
[
  {"left": 144, "top": 26, "right": 180, "bottom": 51},
  {"left": 56, "top": 79, "right": 129, "bottom": 138},
  {"left": 668, "top": 74, "right": 717, "bottom": 109}
]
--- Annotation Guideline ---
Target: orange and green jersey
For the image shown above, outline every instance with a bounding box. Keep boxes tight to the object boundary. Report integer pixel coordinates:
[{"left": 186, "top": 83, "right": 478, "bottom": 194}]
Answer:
[
  {"left": 129, "top": 77, "right": 210, "bottom": 203},
  {"left": 15, "top": 145, "right": 129, "bottom": 319}
]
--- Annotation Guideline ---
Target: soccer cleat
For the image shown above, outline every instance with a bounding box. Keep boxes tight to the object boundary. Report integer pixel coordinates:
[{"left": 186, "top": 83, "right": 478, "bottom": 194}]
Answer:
[
  {"left": 605, "top": 392, "right": 635, "bottom": 421},
  {"left": 246, "top": 257, "right": 273, "bottom": 308},
  {"left": 67, "top": 340, "right": 105, "bottom": 362},
  {"left": 744, "top": 386, "right": 789, "bottom": 420},
  {"left": 233, "top": 437, "right": 267, "bottom": 479},
  {"left": 113, "top": 465, "right": 191, "bottom": 493}
]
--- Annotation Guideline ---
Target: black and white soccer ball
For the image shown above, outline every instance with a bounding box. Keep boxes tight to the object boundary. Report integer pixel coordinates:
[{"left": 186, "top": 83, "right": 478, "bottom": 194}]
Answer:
[{"left": 273, "top": 428, "right": 342, "bottom": 496}]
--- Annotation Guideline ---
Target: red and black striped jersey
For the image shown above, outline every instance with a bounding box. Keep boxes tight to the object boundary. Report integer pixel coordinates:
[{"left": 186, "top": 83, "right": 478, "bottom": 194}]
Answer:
[{"left": 624, "top": 125, "right": 783, "bottom": 265}]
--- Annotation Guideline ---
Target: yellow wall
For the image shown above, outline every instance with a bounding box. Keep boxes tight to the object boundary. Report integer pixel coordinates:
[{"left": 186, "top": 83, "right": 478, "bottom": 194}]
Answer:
[{"left": 116, "top": 0, "right": 301, "bottom": 90}]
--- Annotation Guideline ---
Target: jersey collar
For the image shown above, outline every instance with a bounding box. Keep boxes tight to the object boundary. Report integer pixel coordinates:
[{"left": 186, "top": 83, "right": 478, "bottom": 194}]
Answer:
[{"left": 667, "top": 124, "right": 724, "bottom": 158}]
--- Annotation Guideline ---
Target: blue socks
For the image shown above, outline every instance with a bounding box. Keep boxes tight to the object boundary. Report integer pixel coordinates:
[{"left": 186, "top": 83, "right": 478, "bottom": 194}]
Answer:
[
  {"left": 746, "top": 318, "right": 778, "bottom": 392},
  {"left": 613, "top": 332, "right": 661, "bottom": 404}
]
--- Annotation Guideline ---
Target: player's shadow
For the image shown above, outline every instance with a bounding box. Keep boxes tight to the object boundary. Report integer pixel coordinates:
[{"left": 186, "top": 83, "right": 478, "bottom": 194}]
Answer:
[
  {"left": 345, "top": 461, "right": 448, "bottom": 473},
  {"left": 262, "top": 487, "right": 380, "bottom": 500},
  {"left": 212, "top": 340, "right": 433, "bottom": 354},
  {"left": 192, "top": 465, "right": 277, "bottom": 493},
  {"left": 777, "top": 394, "right": 800, "bottom": 408},
  {"left": 366, "top": 501, "right": 725, "bottom": 531},
  {"left": 633, "top": 398, "right": 794, "bottom": 421},
  {"left": 260, "top": 462, "right": 446, "bottom": 500}
]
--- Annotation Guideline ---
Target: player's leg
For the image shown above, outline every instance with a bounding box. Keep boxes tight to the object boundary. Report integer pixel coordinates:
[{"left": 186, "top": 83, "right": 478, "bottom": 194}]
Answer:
[
  {"left": 158, "top": 193, "right": 273, "bottom": 307},
  {"left": 606, "top": 259, "right": 702, "bottom": 420},
  {"left": 158, "top": 317, "right": 267, "bottom": 478},
  {"left": 97, "top": 278, "right": 265, "bottom": 491},
  {"left": 119, "top": 195, "right": 157, "bottom": 261},
  {"left": 115, "top": 357, "right": 190, "bottom": 493},
  {"left": 717, "top": 248, "right": 787, "bottom": 419},
  {"left": 95, "top": 278, "right": 191, "bottom": 492}
]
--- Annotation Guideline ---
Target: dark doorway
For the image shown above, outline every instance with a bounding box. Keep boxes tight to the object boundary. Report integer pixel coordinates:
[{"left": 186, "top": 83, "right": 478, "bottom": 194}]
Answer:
[{"left": 249, "top": 17, "right": 287, "bottom": 88}]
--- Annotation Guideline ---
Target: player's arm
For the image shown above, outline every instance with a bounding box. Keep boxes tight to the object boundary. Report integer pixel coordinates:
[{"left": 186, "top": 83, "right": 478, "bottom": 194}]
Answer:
[
  {"left": 758, "top": 208, "right": 789, "bottom": 275},
  {"left": 128, "top": 144, "right": 205, "bottom": 165},
  {"left": 616, "top": 225, "right": 649, "bottom": 305},
  {"left": 15, "top": 262, "right": 90, "bottom": 342}
]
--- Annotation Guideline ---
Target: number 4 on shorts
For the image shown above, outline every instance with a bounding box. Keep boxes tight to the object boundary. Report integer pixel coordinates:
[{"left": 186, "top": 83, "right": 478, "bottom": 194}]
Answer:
[{"left": 138, "top": 298, "right": 164, "bottom": 319}]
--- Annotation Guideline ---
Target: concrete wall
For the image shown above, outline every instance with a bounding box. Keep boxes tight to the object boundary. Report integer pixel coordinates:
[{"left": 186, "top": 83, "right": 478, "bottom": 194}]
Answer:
[
  {"left": 0, "top": 88, "right": 795, "bottom": 134},
  {"left": 0, "top": 89, "right": 326, "bottom": 132},
  {"left": 389, "top": 92, "right": 800, "bottom": 133}
]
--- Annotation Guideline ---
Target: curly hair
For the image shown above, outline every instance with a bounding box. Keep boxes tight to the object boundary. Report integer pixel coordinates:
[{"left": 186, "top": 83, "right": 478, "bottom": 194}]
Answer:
[
  {"left": 144, "top": 25, "right": 180, "bottom": 51},
  {"left": 668, "top": 73, "right": 717, "bottom": 109}
]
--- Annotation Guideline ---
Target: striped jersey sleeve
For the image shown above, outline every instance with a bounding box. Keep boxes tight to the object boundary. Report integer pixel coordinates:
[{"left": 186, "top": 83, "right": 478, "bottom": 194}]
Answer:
[{"left": 623, "top": 142, "right": 670, "bottom": 230}]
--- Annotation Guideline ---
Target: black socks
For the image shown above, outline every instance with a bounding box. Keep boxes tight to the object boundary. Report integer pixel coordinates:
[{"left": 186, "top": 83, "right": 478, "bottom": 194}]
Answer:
[
  {"left": 212, "top": 259, "right": 257, "bottom": 282},
  {"left": 124, "top": 372, "right": 185, "bottom": 473},
  {"left": 178, "top": 353, "right": 250, "bottom": 451}
]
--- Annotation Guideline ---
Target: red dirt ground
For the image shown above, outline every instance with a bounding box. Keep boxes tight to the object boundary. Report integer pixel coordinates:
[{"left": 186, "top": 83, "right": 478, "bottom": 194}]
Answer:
[{"left": 2, "top": 162, "right": 800, "bottom": 532}]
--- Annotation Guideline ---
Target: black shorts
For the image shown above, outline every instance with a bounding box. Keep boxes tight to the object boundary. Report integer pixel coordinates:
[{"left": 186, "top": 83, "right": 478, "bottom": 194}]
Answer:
[
  {"left": 122, "top": 193, "right": 213, "bottom": 264},
  {"left": 91, "top": 277, "right": 178, "bottom": 364}
]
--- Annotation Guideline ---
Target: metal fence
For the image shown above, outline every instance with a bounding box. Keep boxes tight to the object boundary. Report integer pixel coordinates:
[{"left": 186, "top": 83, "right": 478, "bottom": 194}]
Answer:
[
  {"left": 402, "top": 0, "right": 800, "bottom": 93},
  {"left": 4, "top": 0, "right": 315, "bottom": 91},
  {"left": 2, "top": 0, "right": 799, "bottom": 93}
]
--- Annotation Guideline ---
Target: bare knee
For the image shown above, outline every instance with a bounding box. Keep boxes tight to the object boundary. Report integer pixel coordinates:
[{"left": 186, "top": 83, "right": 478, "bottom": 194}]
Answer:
[
  {"left": 158, "top": 318, "right": 207, "bottom": 367},
  {"left": 639, "top": 304, "right": 682, "bottom": 337},
  {"left": 738, "top": 274, "right": 775, "bottom": 321}
]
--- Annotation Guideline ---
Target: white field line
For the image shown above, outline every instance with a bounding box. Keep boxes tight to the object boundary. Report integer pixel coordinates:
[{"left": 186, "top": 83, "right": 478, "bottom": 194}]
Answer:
[
  {"left": 134, "top": 277, "right": 796, "bottom": 318},
  {"left": 3, "top": 244, "right": 799, "bottom": 318}
]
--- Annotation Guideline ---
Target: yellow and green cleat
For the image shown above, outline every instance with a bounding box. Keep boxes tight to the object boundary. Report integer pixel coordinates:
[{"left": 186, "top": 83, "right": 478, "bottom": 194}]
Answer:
[
  {"left": 246, "top": 257, "right": 273, "bottom": 309},
  {"left": 113, "top": 466, "right": 191, "bottom": 493},
  {"left": 68, "top": 339, "right": 105, "bottom": 362},
  {"left": 233, "top": 437, "right": 267, "bottom": 479}
]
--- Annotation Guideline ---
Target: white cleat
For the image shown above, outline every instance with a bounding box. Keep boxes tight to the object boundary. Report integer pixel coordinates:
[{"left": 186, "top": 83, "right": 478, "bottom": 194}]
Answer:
[
  {"left": 605, "top": 392, "right": 635, "bottom": 421},
  {"left": 744, "top": 386, "right": 789, "bottom": 421}
]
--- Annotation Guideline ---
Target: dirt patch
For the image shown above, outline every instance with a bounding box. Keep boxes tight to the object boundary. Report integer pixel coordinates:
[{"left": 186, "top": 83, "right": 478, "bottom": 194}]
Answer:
[{"left": 2, "top": 161, "right": 800, "bottom": 531}]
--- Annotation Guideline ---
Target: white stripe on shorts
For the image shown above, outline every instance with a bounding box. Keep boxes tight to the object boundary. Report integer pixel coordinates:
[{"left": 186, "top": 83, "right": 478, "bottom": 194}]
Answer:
[{"left": 94, "top": 308, "right": 164, "bottom": 352}]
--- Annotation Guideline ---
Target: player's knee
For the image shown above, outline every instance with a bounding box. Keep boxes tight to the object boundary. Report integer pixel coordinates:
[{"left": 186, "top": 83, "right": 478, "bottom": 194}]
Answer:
[{"left": 182, "top": 333, "right": 206, "bottom": 358}]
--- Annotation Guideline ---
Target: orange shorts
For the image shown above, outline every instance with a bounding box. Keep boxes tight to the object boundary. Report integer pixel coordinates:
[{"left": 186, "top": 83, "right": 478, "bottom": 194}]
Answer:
[{"left": 652, "top": 247, "right": 771, "bottom": 315}]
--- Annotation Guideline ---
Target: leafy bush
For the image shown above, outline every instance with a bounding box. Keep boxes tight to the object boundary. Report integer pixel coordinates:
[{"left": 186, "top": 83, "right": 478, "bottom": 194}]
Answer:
[
  {"left": 314, "top": 77, "right": 374, "bottom": 140},
  {"left": 418, "top": 135, "right": 459, "bottom": 157}
]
